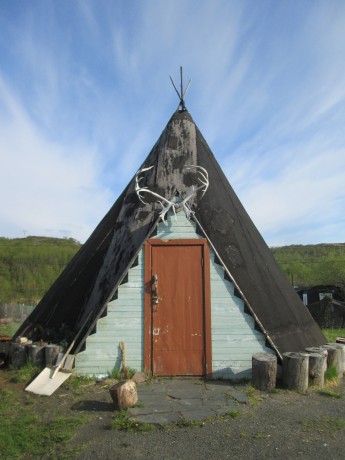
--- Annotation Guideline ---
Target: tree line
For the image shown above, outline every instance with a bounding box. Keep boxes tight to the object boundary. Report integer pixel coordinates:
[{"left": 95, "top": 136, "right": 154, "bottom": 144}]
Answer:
[
  {"left": 0, "top": 237, "right": 344, "bottom": 305},
  {"left": 0, "top": 236, "right": 81, "bottom": 304}
]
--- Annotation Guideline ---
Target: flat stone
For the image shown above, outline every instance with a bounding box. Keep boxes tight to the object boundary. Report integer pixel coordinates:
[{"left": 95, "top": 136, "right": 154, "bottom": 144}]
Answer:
[
  {"left": 132, "top": 372, "right": 146, "bottom": 384},
  {"left": 133, "top": 412, "right": 181, "bottom": 426},
  {"left": 169, "top": 398, "right": 199, "bottom": 409},
  {"left": 167, "top": 388, "right": 202, "bottom": 400},
  {"left": 213, "top": 402, "right": 239, "bottom": 416},
  {"left": 226, "top": 389, "right": 249, "bottom": 404},
  {"left": 179, "top": 407, "right": 215, "bottom": 421},
  {"left": 203, "top": 392, "right": 227, "bottom": 402}
]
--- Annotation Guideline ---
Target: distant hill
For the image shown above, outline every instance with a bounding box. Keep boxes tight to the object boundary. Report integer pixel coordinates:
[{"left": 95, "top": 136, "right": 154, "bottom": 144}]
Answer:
[
  {"left": 0, "top": 236, "right": 81, "bottom": 304},
  {"left": 271, "top": 243, "right": 345, "bottom": 290},
  {"left": 0, "top": 237, "right": 344, "bottom": 304}
]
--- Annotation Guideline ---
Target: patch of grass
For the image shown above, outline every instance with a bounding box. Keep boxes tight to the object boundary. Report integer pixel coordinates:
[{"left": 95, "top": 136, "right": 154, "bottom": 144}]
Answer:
[
  {"left": 244, "top": 384, "right": 264, "bottom": 406},
  {"left": 320, "top": 388, "right": 342, "bottom": 399},
  {"left": 227, "top": 410, "right": 241, "bottom": 418},
  {"left": 322, "top": 328, "right": 345, "bottom": 343},
  {"left": 240, "top": 432, "right": 249, "bottom": 438},
  {"left": 253, "top": 432, "right": 267, "bottom": 439},
  {"left": 112, "top": 410, "right": 154, "bottom": 431},
  {"left": 0, "top": 386, "right": 88, "bottom": 458},
  {"left": 0, "top": 321, "right": 19, "bottom": 337},
  {"left": 324, "top": 365, "right": 339, "bottom": 382},
  {"left": 108, "top": 367, "right": 136, "bottom": 380},
  {"left": 64, "top": 374, "right": 96, "bottom": 389},
  {"left": 175, "top": 418, "right": 202, "bottom": 428},
  {"left": 299, "top": 416, "right": 345, "bottom": 432},
  {"left": 9, "top": 361, "right": 41, "bottom": 384}
]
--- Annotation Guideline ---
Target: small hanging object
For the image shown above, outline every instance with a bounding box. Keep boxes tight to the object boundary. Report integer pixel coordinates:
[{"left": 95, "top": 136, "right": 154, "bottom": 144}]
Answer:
[{"left": 169, "top": 66, "right": 191, "bottom": 112}]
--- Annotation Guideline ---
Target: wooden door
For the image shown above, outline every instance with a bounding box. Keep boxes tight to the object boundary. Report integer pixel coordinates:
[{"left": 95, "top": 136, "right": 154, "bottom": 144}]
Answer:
[{"left": 144, "top": 239, "right": 211, "bottom": 376}]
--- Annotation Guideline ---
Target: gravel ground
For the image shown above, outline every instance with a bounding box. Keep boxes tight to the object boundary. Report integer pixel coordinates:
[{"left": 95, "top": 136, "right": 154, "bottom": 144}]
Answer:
[
  {"left": 2, "top": 370, "right": 345, "bottom": 459},
  {"left": 69, "top": 379, "right": 345, "bottom": 460}
]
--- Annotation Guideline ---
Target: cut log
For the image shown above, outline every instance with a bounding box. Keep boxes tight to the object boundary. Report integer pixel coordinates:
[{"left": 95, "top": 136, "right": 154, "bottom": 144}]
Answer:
[
  {"left": 327, "top": 343, "right": 345, "bottom": 375},
  {"left": 305, "top": 347, "right": 328, "bottom": 373},
  {"left": 10, "top": 342, "right": 27, "bottom": 368},
  {"left": 321, "top": 345, "right": 342, "bottom": 376},
  {"left": 28, "top": 343, "right": 46, "bottom": 366},
  {"left": 282, "top": 352, "right": 309, "bottom": 393},
  {"left": 252, "top": 352, "right": 277, "bottom": 390},
  {"left": 308, "top": 353, "right": 325, "bottom": 387},
  {"left": 45, "top": 344, "right": 62, "bottom": 365},
  {"left": 109, "top": 380, "right": 138, "bottom": 410}
]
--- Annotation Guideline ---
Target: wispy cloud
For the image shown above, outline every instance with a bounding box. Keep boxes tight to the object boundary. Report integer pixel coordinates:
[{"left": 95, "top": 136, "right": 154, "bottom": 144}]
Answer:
[{"left": 0, "top": 0, "right": 344, "bottom": 245}]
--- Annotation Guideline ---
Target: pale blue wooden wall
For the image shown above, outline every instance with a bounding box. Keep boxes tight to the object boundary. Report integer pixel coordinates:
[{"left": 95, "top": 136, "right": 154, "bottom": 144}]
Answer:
[{"left": 75, "top": 210, "right": 274, "bottom": 378}]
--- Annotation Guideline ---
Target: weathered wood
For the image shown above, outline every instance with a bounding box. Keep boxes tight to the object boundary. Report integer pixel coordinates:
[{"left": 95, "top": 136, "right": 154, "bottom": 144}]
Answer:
[
  {"left": 282, "top": 352, "right": 309, "bottom": 393},
  {"left": 321, "top": 345, "right": 342, "bottom": 375},
  {"left": 28, "top": 343, "right": 46, "bottom": 366},
  {"left": 327, "top": 343, "right": 345, "bottom": 375},
  {"left": 10, "top": 342, "right": 27, "bottom": 368},
  {"left": 45, "top": 344, "right": 62, "bottom": 365},
  {"left": 252, "top": 352, "right": 277, "bottom": 390},
  {"left": 308, "top": 352, "right": 325, "bottom": 387},
  {"left": 305, "top": 347, "right": 328, "bottom": 373},
  {"left": 109, "top": 380, "right": 138, "bottom": 410}
]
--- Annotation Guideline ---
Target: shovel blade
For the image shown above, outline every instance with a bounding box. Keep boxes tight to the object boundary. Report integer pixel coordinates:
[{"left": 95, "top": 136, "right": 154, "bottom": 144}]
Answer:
[{"left": 25, "top": 367, "right": 72, "bottom": 396}]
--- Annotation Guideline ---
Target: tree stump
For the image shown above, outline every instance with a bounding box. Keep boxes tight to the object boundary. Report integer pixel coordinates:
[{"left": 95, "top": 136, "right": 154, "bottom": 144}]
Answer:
[
  {"left": 308, "top": 353, "right": 325, "bottom": 387},
  {"left": 305, "top": 347, "right": 328, "bottom": 373},
  {"left": 10, "top": 342, "right": 27, "bottom": 368},
  {"left": 109, "top": 380, "right": 138, "bottom": 410},
  {"left": 282, "top": 352, "right": 309, "bottom": 393},
  {"left": 321, "top": 345, "right": 342, "bottom": 376},
  {"left": 327, "top": 343, "right": 345, "bottom": 375},
  {"left": 28, "top": 343, "right": 46, "bottom": 366},
  {"left": 45, "top": 344, "right": 62, "bottom": 365},
  {"left": 252, "top": 352, "right": 277, "bottom": 390}
]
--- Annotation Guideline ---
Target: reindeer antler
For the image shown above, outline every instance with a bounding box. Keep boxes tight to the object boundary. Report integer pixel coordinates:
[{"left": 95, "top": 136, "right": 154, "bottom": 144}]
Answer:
[
  {"left": 135, "top": 164, "right": 209, "bottom": 221},
  {"left": 135, "top": 167, "right": 176, "bottom": 221}
]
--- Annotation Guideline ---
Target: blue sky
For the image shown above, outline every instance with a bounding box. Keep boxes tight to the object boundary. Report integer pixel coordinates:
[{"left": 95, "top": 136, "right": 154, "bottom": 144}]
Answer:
[{"left": 0, "top": 0, "right": 344, "bottom": 246}]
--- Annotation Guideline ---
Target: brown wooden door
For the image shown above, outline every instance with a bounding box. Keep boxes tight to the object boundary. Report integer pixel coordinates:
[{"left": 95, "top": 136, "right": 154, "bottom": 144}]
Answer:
[{"left": 145, "top": 239, "right": 211, "bottom": 376}]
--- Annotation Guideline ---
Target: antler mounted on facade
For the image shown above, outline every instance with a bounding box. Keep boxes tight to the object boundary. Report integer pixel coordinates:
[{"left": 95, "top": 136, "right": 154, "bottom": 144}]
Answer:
[
  {"left": 179, "top": 165, "right": 209, "bottom": 219},
  {"left": 135, "top": 164, "right": 209, "bottom": 221},
  {"left": 135, "top": 166, "right": 176, "bottom": 220}
]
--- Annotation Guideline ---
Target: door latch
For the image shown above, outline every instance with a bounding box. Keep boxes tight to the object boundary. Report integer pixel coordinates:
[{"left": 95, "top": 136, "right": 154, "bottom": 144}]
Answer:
[{"left": 152, "top": 274, "right": 160, "bottom": 311}]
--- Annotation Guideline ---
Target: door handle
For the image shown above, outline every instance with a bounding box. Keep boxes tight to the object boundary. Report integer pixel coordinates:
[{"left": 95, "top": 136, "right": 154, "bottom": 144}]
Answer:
[{"left": 152, "top": 274, "right": 159, "bottom": 311}]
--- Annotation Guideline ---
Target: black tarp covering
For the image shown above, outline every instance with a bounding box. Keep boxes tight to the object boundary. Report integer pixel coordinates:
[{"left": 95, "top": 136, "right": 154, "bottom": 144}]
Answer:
[{"left": 15, "top": 110, "right": 326, "bottom": 355}]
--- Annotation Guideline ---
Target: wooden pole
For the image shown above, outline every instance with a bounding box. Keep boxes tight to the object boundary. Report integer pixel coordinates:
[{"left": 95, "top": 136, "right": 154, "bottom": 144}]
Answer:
[
  {"left": 252, "top": 352, "right": 277, "bottom": 390},
  {"left": 282, "top": 352, "right": 309, "bottom": 393}
]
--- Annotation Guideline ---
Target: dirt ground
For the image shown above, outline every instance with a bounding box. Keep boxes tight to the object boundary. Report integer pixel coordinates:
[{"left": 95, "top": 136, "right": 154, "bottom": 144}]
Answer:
[{"left": 2, "top": 370, "right": 345, "bottom": 460}]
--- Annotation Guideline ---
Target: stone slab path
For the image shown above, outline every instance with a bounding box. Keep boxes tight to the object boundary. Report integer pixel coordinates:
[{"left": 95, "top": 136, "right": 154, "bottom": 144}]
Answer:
[{"left": 127, "top": 379, "right": 248, "bottom": 425}]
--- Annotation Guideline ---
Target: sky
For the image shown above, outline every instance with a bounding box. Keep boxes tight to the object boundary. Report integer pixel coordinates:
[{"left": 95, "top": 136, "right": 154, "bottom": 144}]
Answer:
[{"left": 0, "top": 0, "right": 344, "bottom": 247}]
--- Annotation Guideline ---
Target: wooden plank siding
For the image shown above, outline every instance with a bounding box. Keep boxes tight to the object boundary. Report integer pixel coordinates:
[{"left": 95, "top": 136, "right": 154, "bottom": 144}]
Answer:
[{"left": 74, "top": 210, "right": 274, "bottom": 378}]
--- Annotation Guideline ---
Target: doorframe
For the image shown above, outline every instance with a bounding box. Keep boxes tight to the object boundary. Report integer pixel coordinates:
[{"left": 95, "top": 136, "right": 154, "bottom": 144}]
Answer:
[{"left": 144, "top": 238, "right": 212, "bottom": 376}]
